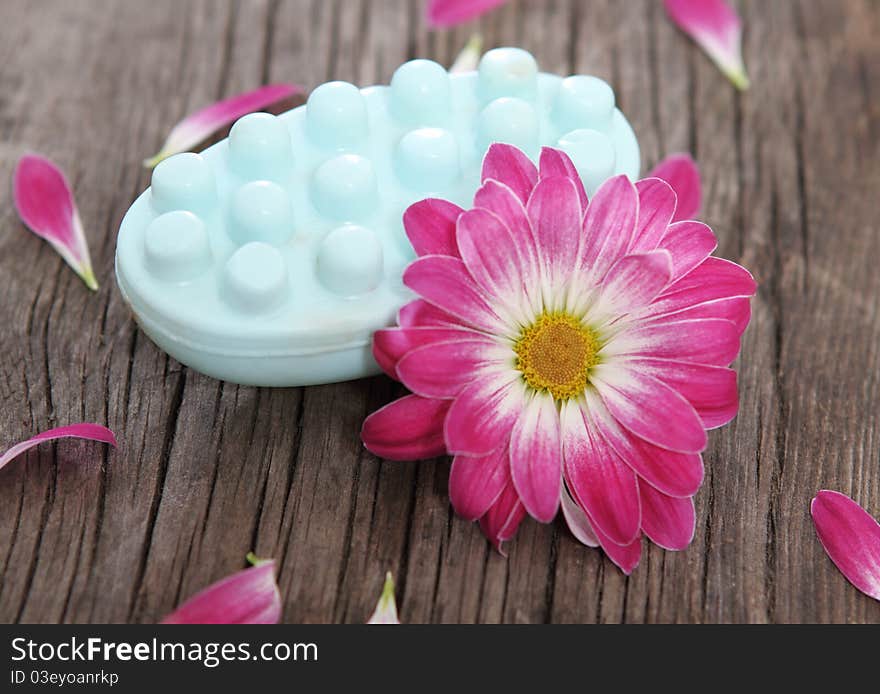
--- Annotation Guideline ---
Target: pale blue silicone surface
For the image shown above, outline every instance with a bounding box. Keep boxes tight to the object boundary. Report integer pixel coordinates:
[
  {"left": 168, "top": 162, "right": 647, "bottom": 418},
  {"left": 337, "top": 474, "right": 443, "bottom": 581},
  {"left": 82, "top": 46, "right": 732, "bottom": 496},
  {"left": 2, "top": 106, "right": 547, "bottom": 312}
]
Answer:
[{"left": 115, "top": 48, "right": 641, "bottom": 386}]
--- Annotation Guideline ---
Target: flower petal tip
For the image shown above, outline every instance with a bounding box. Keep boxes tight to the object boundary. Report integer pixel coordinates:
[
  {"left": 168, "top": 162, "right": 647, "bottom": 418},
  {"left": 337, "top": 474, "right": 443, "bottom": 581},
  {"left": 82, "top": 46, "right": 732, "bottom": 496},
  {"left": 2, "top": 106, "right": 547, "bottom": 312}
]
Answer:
[
  {"left": 367, "top": 571, "right": 400, "bottom": 624},
  {"left": 13, "top": 155, "right": 99, "bottom": 291}
]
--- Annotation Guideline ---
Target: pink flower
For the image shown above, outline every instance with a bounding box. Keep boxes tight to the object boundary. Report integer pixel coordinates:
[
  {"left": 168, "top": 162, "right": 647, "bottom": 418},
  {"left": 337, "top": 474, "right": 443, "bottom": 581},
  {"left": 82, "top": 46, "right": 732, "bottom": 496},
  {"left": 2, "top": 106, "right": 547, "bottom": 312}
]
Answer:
[
  {"left": 161, "top": 559, "right": 282, "bottom": 624},
  {"left": 426, "top": 0, "right": 509, "bottom": 27},
  {"left": 663, "top": 0, "right": 750, "bottom": 90},
  {"left": 362, "top": 144, "right": 755, "bottom": 573},
  {"left": 811, "top": 490, "right": 880, "bottom": 601},
  {"left": 13, "top": 155, "right": 100, "bottom": 291}
]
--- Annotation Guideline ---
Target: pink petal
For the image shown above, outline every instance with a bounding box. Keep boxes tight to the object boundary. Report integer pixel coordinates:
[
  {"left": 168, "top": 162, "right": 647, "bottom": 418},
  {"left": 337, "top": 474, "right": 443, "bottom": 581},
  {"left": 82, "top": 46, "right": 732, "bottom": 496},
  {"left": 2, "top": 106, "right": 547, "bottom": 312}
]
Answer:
[
  {"left": 579, "top": 175, "right": 640, "bottom": 283},
  {"left": 646, "top": 296, "right": 752, "bottom": 336},
  {"left": 639, "top": 481, "right": 696, "bottom": 551},
  {"left": 663, "top": 256, "right": 757, "bottom": 299},
  {"left": 648, "top": 154, "right": 702, "bottom": 221},
  {"left": 598, "top": 250, "right": 673, "bottom": 315},
  {"left": 538, "top": 147, "right": 589, "bottom": 211},
  {"left": 404, "top": 198, "right": 463, "bottom": 258},
  {"left": 403, "top": 256, "right": 505, "bottom": 333},
  {"left": 560, "top": 485, "right": 599, "bottom": 547},
  {"left": 663, "top": 0, "right": 750, "bottom": 90},
  {"left": 610, "top": 317, "right": 741, "bottom": 366},
  {"left": 527, "top": 176, "right": 584, "bottom": 292},
  {"left": 587, "top": 395, "right": 703, "bottom": 497},
  {"left": 444, "top": 374, "right": 523, "bottom": 457},
  {"left": 373, "top": 326, "right": 470, "bottom": 379},
  {"left": 144, "top": 84, "right": 303, "bottom": 167},
  {"left": 646, "top": 257, "right": 756, "bottom": 322},
  {"left": 587, "top": 507, "right": 642, "bottom": 575},
  {"left": 396, "top": 337, "right": 506, "bottom": 398},
  {"left": 456, "top": 207, "right": 529, "bottom": 308},
  {"left": 509, "top": 395, "right": 563, "bottom": 523},
  {"left": 362, "top": 395, "right": 450, "bottom": 460},
  {"left": 811, "top": 490, "right": 880, "bottom": 601},
  {"left": 630, "top": 178, "right": 677, "bottom": 253},
  {"left": 593, "top": 365, "right": 707, "bottom": 454},
  {"left": 449, "top": 447, "right": 509, "bottom": 521},
  {"left": 367, "top": 572, "right": 400, "bottom": 624},
  {"left": 13, "top": 155, "right": 99, "bottom": 291},
  {"left": 629, "top": 358, "right": 739, "bottom": 429},
  {"left": 161, "top": 561, "right": 281, "bottom": 624},
  {"left": 659, "top": 221, "right": 718, "bottom": 279},
  {"left": 397, "top": 299, "right": 462, "bottom": 328},
  {"left": 587, "top": 391, "right": 704, "bottom": 498},
  {"left": 561, "top": 402, "right": 641, "bottom": 545},
  {"left": 481, "top": 143, "right": 538, "bottom": 205},
  {"left": 0, "top": 424, "right": 117, "bottom": 472},
  {"left": 479, "top": 481, "right": 527, "bottom": 554},
  {"left": 472, "top": 180, "right": 541, "bottom": 302},
  {"left": 426, "top": 0, "right": 509, "bottom": 27}
]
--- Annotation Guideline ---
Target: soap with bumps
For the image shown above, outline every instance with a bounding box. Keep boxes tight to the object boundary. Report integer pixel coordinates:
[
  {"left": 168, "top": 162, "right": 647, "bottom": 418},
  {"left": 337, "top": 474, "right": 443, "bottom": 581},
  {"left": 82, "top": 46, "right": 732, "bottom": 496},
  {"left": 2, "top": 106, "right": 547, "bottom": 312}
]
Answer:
[{"left": 115, "top": 48, "right": 641, "bottom": 386}]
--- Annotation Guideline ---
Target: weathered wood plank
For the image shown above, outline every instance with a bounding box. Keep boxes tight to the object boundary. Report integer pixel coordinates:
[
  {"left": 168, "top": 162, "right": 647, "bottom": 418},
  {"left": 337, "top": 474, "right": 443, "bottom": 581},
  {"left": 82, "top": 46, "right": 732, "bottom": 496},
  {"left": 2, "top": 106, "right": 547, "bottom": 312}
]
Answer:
[{"left": 0, "top": 0, "right": 878, "bottom": 624}]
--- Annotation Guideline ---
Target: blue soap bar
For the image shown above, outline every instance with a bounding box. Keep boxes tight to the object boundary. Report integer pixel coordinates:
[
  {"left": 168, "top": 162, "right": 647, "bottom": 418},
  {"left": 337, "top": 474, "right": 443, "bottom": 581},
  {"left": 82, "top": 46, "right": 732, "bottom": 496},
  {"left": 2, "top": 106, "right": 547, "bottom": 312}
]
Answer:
[{"left": 115, "top": 48, "right": 641, "bottom": 386}]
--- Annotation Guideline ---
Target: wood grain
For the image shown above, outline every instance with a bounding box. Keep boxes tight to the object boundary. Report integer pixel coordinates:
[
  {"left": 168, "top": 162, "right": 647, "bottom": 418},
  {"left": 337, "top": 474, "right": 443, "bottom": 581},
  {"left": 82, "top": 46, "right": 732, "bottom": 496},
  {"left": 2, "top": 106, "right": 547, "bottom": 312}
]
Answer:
[{"left": 0, "top": 0, "right": 878, "bottom": 623}]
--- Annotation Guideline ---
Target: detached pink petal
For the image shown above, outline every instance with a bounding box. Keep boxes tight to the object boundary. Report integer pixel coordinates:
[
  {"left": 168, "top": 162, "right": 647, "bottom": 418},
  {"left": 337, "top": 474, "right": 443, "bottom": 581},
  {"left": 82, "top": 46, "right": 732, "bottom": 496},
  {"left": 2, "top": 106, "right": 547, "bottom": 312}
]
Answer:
[
  {"left": 663, "top": 0, "right": 750, "bottom": 90},
  {"left": 427, "top": 0, "right": 509, "bottom": 27},
  {"left": 367, "top": 572, "right": 400, "bottom": 624},
  {"left": 144, "top": 83, "right": 304, "bottom": 167},
  {"left": 811, "top": 490, "right": 880, "bottom": 601},
  {"left": 13, "top": 155, "right": 99, "bottom": 291},
  {"left": 0, "top": 424, "right": 117, "bottom": 472},
  {"left": 450, "top": 34, "right": 484, "bottom": 73},
  {"left": 161, "top": 561, "right": 281, "bottom": 624},
  {"left": 648, "top": 154, "right": 702, "bottom": 222}
]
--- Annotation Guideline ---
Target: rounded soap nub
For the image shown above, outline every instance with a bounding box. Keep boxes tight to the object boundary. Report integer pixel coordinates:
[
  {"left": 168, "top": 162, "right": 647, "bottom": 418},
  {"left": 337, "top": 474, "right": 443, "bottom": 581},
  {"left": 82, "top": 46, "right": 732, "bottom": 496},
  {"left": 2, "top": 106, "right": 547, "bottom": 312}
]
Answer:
[
  {"left": 228, "top": 181, "right": 294, "bottom": 246},
  {"left": 553, "top": 75, "right": 615, "bottom": 134},
  {"left": 222, "top": 242, "right": 289, "bottom": 313},
  {"left": 394, "top": 128, "right": 460, "bottom": 191},
  {"left": 478, "top": 47, "right": 538, "bottom": 102},
  {"left": 144, "top": 211, "right": 212, "bottom": 282},
  {"left": 477, "top": 97, "right": 539, "bottom": 156},
  {"left": 311, "top": 154, "right": 378, "bottom": 221},
  {"left": 228, "top": 112, "right": 293, "bottom": 180},
  {"left": 390, "top": 59, "right": 451, "bottom": 126},
  {"left": 306, "top": 81, "right": 369, "bottom": 148},
  {"left": 317, "top": 224, "right": 384, "bottom": 297},
  {"left": 556, "top": 129, "right": 617, "bottom": 196},
  {"left": 150, "top": 153, "right": 217, "bottom": 214}
]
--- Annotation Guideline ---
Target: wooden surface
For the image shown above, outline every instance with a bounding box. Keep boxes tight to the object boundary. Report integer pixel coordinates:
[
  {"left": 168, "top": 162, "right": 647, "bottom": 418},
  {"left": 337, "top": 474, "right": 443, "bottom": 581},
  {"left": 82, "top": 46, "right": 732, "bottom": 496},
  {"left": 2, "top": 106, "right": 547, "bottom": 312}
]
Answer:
[{"left": 0, "top": 0, "right": 878, "bottom": 624}]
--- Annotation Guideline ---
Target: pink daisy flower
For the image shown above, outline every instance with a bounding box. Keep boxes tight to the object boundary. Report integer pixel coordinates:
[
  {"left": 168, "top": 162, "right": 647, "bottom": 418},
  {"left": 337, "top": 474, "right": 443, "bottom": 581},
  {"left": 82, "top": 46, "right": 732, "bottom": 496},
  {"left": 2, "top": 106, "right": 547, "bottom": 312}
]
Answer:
[{"left": 362, "top": 144, "right": 755, "bottom": 574}]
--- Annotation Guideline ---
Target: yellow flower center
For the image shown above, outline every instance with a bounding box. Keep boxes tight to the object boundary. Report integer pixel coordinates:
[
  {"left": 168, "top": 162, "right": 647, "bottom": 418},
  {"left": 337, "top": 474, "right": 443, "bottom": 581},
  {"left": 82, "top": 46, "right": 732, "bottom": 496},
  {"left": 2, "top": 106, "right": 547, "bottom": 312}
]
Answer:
[{"left": 514, "top": 312, "right": 600, "bottom": 401}]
